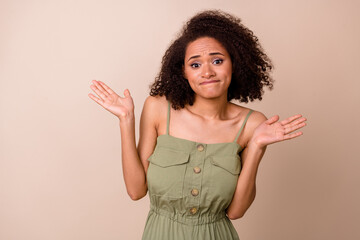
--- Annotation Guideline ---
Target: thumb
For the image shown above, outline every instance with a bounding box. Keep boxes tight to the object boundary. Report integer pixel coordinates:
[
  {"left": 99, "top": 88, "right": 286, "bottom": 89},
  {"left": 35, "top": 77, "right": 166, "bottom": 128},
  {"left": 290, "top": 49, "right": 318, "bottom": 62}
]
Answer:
[
  {"left": 265, "top": 115, "right": 279, "bottom": 125},
  {"left": 124, "top": 89, "right": 131, "bottom": 97}
]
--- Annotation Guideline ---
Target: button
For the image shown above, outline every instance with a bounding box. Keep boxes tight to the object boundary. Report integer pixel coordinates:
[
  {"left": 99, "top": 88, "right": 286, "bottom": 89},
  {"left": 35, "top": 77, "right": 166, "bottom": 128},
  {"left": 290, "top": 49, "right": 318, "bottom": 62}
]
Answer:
[
  {"left": 193, "top": 166, "right": 201, "bottom": 174},
  {"left": 190, "top": 207, "right": 197, "bottom": 215},
  {"left": 191, "top": 188, "right": 199, "bottom": 196},
  {"left": 197, "top": 144, "right": 204, "bottom": 152}
]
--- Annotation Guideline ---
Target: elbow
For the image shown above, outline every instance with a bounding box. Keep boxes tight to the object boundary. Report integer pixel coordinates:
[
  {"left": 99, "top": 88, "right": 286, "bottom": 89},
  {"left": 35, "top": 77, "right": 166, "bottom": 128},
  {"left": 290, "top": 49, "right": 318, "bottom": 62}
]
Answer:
[
  {"left": 128, "top": 192, "right": 146, "bottom": 201},
  {"left": 227, "top": 212, "right": 245, "bottom": 220},
  {"left": 127, "top": 182, "right": 148, "bottom": 201},
  {"left": 128, "top": 189, "right": 147, "bottom": 201},
  {"left": 129, "top": 193, "right": 141, "bottom": 201},
  {"left": 228, "top": 188, "right": 257, "bottom": 220}
]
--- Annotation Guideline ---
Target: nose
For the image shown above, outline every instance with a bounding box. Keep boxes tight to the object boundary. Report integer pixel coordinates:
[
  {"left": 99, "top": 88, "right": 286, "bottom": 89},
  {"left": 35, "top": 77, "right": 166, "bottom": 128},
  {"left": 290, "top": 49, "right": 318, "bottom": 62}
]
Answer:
[{"left": 201, "top": 64, "right": 215, "bottom": 78}]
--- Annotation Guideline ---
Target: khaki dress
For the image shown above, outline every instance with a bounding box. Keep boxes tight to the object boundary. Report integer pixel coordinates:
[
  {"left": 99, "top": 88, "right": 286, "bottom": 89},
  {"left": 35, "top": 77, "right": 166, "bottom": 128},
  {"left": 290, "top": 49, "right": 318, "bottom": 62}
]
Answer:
[{"left": 142, "top": 100, "right": 253, "bottom": 240}]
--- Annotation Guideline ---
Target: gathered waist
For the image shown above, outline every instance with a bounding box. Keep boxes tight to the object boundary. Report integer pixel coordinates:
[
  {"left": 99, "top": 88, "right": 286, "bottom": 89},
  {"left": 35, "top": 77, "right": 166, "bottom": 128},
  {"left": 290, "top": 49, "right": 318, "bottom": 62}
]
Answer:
[{"left": 149, "top": 205, "right": 228, "bottom": 226}]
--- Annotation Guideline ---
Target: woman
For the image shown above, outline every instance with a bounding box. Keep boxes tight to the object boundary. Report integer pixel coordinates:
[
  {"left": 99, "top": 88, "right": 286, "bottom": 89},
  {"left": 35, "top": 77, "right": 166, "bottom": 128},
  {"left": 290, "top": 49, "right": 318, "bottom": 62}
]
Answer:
[{"left": 88, "top": 10, "right": 306, "bottom": 240}]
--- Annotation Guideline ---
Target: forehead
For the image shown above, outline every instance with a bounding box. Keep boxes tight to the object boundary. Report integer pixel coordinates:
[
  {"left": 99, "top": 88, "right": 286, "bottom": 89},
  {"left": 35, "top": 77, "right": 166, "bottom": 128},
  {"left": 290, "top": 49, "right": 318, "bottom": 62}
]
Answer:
[{"left": 185, "top": 37, "right": 229, "bottom": 57}]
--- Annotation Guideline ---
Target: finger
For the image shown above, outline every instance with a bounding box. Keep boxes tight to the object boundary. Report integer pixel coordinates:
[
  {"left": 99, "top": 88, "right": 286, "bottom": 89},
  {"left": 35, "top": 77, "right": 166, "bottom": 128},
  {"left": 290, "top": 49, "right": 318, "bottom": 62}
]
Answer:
[
  {"left": 285, "top": 117, "right": 307, "bottom": 129},
  {"left": 283, "top": 131, "right": 303, "bottom": 140},
  {"left": 265, "top": 115, "right": 279, "bottom": 125},
  {"left": 284, "top": 121, "right": 307, "bottom": 134},
  {"left": 90, "top": 81, "right": 108, "bottom": 100},
  {"left": 88, "top": 93, "right": 105, "bottom": 107},
  {"left": 280, "top": 114, "right": 303, "bottom": 126},
  {"left": 98, "top": 81, "right": 116, "bottom": 95},
  {"left": 92, "top": 80, "right": 109, "bottom": 97}
]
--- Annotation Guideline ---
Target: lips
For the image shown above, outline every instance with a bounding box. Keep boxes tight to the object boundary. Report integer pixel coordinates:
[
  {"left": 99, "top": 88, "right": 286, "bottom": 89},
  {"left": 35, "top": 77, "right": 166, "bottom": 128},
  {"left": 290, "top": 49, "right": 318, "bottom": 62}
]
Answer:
[{"left": 200, "top": 80, "right": 220, "bottom": 85}]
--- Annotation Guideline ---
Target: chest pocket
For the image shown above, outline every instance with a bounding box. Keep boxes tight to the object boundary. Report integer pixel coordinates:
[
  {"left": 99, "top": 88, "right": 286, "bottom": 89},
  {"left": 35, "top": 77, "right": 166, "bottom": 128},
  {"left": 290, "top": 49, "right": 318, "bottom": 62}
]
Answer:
[
  {"left": 209, "top": 155, "right": 241, "bottom": 201},
  {"left": 146, "top": 147, "right": 190, "bottom": 198}
]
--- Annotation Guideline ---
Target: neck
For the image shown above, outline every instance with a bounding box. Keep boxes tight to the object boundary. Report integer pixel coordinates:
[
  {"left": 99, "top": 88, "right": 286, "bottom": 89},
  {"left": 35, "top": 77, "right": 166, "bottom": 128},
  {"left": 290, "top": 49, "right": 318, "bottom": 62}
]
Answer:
[{"left": 186, "top": 94, "right": 229, "bottom": 120}]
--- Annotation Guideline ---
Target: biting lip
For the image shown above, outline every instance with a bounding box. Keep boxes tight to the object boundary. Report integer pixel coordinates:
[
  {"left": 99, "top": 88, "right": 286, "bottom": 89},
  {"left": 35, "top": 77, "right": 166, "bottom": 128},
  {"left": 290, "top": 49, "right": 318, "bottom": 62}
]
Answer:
[{"left": 200, "top": 80, "right": 220, "bottom": 85}]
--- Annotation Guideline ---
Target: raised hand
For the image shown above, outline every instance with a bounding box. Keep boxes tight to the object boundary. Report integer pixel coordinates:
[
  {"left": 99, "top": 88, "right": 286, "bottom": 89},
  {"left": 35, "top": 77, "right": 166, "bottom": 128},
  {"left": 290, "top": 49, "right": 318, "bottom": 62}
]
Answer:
[
  {"left": 88, "top": 80, "right": 134, "bottom": 120},
  {"left": 250, "top": 114, "right": 307, "bottom": 148}
]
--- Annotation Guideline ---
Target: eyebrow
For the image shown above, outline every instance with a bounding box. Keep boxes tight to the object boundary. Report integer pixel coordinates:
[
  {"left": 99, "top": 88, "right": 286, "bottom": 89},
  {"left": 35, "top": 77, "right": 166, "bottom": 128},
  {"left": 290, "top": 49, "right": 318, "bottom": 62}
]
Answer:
[{"left": 187, "top": 52, "right": 225, "bottom": 62}]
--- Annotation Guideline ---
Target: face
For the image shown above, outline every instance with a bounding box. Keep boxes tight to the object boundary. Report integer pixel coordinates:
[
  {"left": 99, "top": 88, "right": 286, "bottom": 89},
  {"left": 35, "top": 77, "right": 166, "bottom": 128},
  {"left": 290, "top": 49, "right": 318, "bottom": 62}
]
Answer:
[{"left": 183, "top": 37, "right": 232, "bottom": 100}]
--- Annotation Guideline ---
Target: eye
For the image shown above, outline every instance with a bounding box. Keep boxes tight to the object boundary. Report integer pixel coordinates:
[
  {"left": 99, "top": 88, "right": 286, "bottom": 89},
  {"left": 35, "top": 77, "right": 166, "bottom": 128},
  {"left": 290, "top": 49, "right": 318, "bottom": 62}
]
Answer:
[
  {"left": 190, "top": 62, "right": 200, "bottom": 68},
  {"left": 213, "top": 59, "right": 223, "bottom": 65}
]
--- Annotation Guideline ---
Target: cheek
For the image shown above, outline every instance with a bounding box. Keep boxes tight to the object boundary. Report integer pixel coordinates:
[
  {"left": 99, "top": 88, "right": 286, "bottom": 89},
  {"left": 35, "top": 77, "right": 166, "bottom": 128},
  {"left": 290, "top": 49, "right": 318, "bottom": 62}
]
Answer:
[
  {"left": 222, "top": 65, "right": 233, "bottom": 81},
  {"left": 184, "top": 69, "right": 198, "bottom": 82},
  {"left": 187, "top": 79, "right": 197, "bottom": 90}
]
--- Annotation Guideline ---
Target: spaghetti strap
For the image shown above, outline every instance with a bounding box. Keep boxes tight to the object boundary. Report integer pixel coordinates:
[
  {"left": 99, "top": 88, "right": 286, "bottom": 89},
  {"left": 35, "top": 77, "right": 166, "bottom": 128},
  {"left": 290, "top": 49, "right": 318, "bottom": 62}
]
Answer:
[
  {"left": 233, "top": 109, "right": 254, "bottom": 143},
  {"left": 166, "top": 100, "right": 170, "bottom": 135}
]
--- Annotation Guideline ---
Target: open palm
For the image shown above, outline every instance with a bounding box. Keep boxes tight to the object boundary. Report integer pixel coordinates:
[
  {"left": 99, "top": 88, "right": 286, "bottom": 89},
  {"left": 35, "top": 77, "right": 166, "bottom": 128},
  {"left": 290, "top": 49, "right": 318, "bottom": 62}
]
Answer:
[
  {"left": 251, "top": 114, "right": 307, "bottom": 148},
  {"left": 88, "top": 80, "right": 134, "bottom": 119}
]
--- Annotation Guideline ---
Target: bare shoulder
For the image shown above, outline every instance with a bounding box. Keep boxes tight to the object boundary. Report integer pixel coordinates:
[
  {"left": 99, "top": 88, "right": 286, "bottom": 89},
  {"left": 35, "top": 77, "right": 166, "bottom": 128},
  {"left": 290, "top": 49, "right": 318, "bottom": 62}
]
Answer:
[
  {"left": 246, "top": 110, "right": 266, "bottom": 142},
  {"left": 233, "top": 105, "right": 267, "bottom": 146},
  {"left": 138, "top": 95, "right": 168, "bottom": 166},
  {"left": 143, "top": 94, "right": 167, "bottom": 110},
  {"left": 142, "top": 95, "right": 168, "bottom": 131},
  {"left": 246, "top": 109, "right": 267, "bottom": 128},
  {"left": 230, "top": 103, "right": 267, "bottom": 126},
  {"left": 143, "top": 95, "right": 168, "bottom": 114}
]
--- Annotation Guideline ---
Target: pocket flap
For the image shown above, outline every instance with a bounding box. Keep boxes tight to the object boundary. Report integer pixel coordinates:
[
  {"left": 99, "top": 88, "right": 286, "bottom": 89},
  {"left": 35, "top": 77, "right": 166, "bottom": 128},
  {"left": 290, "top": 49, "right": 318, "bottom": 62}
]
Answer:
[
  {"left": 210, "top": 155, "right": 241, "bottom": 175},
  {"left": 150, "top": 147, "right": 190, "bottom": 167}
]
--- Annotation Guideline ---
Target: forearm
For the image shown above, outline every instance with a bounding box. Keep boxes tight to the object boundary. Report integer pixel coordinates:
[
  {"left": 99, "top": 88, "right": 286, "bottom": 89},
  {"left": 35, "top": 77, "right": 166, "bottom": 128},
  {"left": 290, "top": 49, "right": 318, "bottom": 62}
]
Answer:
[
  {"left": 119, "top": 116, "right": 147, "bottom": 200},
  {"left": 226, "top": 143, "right": 266, "bottom": 219}
]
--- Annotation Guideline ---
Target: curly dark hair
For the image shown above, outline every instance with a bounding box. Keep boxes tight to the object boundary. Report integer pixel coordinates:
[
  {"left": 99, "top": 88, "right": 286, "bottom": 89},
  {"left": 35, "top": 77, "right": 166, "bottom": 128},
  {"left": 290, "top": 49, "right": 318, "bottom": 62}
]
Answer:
[{"left": 149, "top": 10, "right": 274, "bottom": 110}]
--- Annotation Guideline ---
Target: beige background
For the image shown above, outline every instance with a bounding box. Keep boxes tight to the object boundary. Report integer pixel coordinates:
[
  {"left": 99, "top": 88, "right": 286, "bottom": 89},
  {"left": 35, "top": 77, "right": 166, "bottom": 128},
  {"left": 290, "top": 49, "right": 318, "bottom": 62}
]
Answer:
[{"left": 1, "top": 0, "right": 359, "bottom": 239}]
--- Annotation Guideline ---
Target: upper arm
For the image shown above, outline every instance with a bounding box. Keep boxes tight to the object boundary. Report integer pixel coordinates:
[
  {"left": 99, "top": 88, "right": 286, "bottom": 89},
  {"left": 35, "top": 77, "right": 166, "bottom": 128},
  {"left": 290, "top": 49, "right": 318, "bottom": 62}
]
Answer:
[{"left": 137, "top": 95, "right": 163, "bottom": 174}]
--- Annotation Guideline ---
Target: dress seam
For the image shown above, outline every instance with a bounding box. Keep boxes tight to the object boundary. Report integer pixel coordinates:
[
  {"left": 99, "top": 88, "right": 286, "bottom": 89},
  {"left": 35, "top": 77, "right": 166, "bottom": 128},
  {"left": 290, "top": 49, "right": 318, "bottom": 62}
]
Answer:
[{"left": 149, "top": 208, "right": 228, "bottom": 226}]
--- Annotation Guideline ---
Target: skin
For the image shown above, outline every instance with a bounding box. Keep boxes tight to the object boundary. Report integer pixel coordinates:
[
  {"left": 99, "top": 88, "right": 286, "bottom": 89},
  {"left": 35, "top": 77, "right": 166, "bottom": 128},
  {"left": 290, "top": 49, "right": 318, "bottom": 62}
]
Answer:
[{"left": 88, "top": 37, "right": 307, "bottom": 220}]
